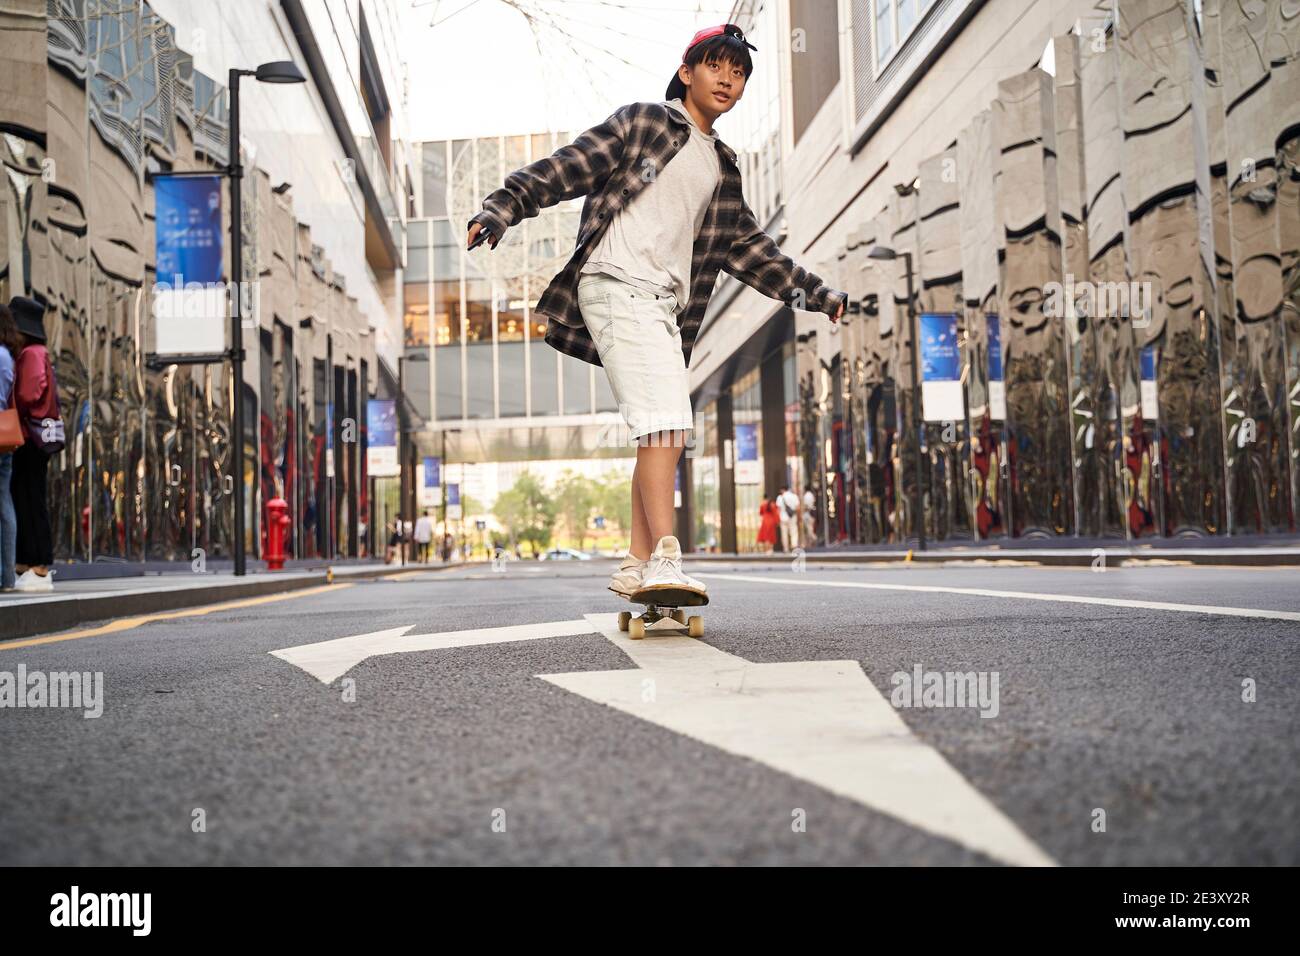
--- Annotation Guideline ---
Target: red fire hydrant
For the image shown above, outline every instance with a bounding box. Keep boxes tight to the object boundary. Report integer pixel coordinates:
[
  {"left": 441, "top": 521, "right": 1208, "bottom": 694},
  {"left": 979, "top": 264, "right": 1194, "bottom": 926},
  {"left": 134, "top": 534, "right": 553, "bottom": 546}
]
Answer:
[{"left": 265, "top": 498, "right": 291, "bottom": 570}]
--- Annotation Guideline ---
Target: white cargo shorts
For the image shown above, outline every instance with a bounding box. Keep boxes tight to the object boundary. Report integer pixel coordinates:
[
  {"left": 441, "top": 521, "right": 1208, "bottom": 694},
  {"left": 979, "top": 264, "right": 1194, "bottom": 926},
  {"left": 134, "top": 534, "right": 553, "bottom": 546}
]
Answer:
[{"left": 577, "top": 271, "right": 694, "bottom": 442}]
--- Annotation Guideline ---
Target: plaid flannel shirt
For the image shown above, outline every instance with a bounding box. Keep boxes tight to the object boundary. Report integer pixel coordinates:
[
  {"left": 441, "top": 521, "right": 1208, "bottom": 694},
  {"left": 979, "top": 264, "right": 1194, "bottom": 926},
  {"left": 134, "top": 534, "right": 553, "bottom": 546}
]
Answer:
[{"left": 469, "top": 100, "right": 847, "bottom": 369}]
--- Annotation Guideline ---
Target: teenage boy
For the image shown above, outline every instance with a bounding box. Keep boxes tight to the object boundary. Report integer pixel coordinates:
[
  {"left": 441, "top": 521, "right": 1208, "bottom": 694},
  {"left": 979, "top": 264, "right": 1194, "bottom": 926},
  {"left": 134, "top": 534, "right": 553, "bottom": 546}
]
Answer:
[{"left": 468, "top": 23, "right": 846, "bottom": 600}]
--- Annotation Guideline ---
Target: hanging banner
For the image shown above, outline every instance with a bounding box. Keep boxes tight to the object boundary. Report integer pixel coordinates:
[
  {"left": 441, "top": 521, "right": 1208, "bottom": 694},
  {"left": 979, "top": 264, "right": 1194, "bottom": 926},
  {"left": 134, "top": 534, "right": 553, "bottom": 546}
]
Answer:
[
  {"left": 734, "top": 422, "right": 761, "bottom": 485},
  {"left": 986, "top": 314, "right": 1006, "bottom": 421},
  {"left": 419, "top": 456, "right": 440, "bottom": 507},
  {"left": 446, "top": 482, "right": 462, "bottom": 521},
  {"left": 153, "top": 174, "right": 225, "bottom": 354},
  {"left": 920, "top": 312, "right": 963, "bottom": 422},
  {"left": 1140, "top": 346, "right": 1159, "bottom": 421},
  {"left": 325, "top": 401, "right": 334, "bottom": 479},
  {"left": 366, "top": 400, "right": 398, "bottom": 477}
]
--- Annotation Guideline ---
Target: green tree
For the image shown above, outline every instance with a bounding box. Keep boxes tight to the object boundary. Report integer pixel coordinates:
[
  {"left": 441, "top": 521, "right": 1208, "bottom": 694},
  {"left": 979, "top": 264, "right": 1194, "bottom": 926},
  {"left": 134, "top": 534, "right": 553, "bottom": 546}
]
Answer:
[
  {"left": 596, "top": 472, "right": 633, "bottom": 539},
  {"left": 460, "top": 492, "right": 483, "bottom": 519},
  {"left": 554, "top": 470, "right": 598, "bottom": 551},
  {"left": 492, "top": 472, "right": 556, "bottom": 557}
]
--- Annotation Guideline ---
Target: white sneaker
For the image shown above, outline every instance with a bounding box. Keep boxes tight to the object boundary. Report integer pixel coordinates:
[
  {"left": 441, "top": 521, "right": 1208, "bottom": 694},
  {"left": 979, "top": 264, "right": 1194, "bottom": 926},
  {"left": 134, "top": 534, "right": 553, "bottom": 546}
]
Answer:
[
  {"left": 14, "top": 569, "right": 54, "bottom": 593},
  {"left": 608, "top": 555, "right": 646, "bottom": 599},
  {"left": 640, "top": 535, "right": 706, "bottom": 594}
]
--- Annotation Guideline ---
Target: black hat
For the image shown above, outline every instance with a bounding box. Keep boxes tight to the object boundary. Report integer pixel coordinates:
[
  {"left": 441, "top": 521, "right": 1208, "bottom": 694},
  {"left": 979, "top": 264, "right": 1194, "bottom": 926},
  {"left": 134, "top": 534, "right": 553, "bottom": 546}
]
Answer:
[
  {"left": 665, "top": 23, "right": 757, "bottom": 101},
  {"left": 8, "top": 295, "right": 47, "bottom": 342}
]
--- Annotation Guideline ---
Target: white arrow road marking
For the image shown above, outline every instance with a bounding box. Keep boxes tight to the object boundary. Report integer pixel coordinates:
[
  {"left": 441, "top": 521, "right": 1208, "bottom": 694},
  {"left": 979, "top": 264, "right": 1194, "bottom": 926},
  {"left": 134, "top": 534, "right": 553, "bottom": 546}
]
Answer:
[
  {"left": 699, "top": 573, "right": 1300, "bottom": 622},
  {"left": 538, "top": 613, "right": 1057, "bottom": 867},
  {"left": 270, "top": 619, "right": 594, "bottom": 684}
]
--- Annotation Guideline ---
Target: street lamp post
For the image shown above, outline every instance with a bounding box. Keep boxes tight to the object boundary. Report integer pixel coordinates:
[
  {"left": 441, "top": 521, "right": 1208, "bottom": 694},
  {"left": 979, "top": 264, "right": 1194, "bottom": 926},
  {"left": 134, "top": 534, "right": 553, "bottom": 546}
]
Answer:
[
  {"left": 868, "top": 243, "right": 926, "bottom": 552},
  {"left": 227, "top": 60, "right": 305, "bottom": 576}
]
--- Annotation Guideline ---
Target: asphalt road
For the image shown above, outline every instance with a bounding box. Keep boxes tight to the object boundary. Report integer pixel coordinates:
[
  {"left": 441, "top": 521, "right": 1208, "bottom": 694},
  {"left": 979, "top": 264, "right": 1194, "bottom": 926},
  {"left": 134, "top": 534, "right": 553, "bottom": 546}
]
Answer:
[{"left": 2, "top": 559, "right": 1296, "bottom": 866}]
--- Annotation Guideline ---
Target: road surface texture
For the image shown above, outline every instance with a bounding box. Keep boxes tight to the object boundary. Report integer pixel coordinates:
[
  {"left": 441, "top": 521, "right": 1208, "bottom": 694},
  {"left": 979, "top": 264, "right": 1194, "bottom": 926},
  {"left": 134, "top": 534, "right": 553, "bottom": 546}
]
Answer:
[{"left": 2, "top": 559, "right": 1296, "bottom": 866}]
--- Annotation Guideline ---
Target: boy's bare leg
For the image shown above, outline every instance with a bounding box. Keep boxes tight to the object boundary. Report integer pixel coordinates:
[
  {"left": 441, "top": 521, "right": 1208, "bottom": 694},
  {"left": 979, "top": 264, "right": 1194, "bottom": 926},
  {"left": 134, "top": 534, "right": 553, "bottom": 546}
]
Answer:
[
  {"left": 634, "top": 430, "right": 687, "bottom": 548},
  {"left": 629, "top": 462, "right": 652, "bottom": 561}
]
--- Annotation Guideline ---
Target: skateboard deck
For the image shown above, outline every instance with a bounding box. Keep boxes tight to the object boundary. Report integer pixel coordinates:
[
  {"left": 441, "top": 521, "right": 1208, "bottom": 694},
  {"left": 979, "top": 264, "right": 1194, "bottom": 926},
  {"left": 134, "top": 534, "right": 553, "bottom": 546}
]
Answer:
[{"left": 619, "top": 585, "right": 709, "bottom": 639}]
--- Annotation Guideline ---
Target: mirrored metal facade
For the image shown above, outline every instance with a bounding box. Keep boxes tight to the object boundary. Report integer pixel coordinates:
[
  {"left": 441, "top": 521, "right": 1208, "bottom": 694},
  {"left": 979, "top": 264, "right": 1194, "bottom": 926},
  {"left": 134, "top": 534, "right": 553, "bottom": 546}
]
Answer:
[
  {"left": 801, "top": 0, "right": 1298, "bottom": 545},
  {"left": 1, "top": 0, "right": 379, "bottom": 563}
]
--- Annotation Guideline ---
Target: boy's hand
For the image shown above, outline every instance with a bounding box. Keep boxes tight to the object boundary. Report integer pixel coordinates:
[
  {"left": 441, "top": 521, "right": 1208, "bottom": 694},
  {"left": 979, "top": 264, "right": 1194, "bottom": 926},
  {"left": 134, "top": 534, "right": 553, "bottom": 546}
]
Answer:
[
  {"left": 831, "top": 301, "right": 845, "bottom": 324},
  {"left": 467, "top": 222, "right": 499, "bottom": 251}
]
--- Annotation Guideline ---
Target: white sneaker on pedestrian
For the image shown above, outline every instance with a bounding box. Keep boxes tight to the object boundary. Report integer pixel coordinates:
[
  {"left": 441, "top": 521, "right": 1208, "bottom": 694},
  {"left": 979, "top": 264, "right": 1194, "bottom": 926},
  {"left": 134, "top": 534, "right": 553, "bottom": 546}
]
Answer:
[
  {"left": 640, "top": 535, "right": 706, "bottom": 594},
  {"left": 14, "top": 569, "right": 54, "bottom": 593},
  {"left": 608, "top": 554, "right": 646, "bottom": 599}
]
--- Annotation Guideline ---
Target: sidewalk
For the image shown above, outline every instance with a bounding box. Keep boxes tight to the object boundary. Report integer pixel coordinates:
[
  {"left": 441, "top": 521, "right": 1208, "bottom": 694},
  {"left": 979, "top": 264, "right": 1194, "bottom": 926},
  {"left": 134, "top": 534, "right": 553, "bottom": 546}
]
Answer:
[
  {"left": 0, "top": 561, "right": 451, "bottom": 642},
  {"left": 689, "top": 534, "right": 1300, "bottom": 567}
]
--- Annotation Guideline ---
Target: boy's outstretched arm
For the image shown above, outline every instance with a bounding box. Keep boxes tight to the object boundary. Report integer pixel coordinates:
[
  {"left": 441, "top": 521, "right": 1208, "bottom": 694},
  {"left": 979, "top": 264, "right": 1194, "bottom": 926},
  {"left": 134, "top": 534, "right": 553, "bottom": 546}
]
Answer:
[
  {"left": 468, "top": 104, "right": 632, "bottom": 243},
  {"left": 722, "top": 199, "right": 848, "bottom": 321}
]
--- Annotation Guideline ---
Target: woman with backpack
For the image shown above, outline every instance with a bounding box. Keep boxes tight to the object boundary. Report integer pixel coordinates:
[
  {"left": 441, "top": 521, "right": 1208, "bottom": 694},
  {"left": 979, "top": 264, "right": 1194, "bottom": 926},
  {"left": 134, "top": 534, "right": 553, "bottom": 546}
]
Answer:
[{"left": 9, "top": 296, "right": 63, "bottom": 592}]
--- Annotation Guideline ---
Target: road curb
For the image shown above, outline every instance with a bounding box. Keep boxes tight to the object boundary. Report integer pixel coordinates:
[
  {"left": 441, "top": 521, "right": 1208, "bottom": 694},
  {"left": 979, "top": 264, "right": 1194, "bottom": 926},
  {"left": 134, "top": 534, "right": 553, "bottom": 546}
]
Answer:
[
  {"left": 687, "top": 548, "right": 1300, "bottom": 568},
  {"left": 1, "top": 564, "right": 447, "bottom": 643}
]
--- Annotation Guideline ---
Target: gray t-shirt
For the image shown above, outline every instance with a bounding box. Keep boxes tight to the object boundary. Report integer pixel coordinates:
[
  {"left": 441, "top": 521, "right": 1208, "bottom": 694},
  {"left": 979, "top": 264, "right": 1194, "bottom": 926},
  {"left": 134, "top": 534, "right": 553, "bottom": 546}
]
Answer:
[{"left": 580, "top": 98, "right": 721, "bottom": 315}]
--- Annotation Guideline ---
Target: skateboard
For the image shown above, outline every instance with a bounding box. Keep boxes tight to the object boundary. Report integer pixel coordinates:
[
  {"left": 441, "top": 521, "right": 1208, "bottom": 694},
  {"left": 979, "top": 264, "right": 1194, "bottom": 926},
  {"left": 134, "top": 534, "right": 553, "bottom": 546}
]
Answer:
[{"left": 618, "top": 585, "right": 709, "bottom": 640}]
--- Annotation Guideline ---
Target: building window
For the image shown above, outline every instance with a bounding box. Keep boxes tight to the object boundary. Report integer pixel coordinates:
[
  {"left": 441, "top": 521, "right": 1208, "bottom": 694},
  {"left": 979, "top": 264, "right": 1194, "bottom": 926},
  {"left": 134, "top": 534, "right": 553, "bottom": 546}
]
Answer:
[
  {"left": 873, "top": 0, "right": 935, "bottom": 75},
  {"left": 874, "top": 0, "right": 893, "bottom": 63}
]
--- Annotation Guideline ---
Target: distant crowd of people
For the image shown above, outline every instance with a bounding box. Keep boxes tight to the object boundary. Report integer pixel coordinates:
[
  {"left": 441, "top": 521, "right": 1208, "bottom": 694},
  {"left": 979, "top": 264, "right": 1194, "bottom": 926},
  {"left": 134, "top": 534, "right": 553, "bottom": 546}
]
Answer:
[
  {"left": 1, "top": 296, "right": 62, "bottom": 593},
  {"left": 375, "top": 491, "right": 823, "bottom": 564},
  {"left": 756, "top": 484, "right": 817, "bottom": 554},
  {"left": 385, "top": 510, "right": 472, "bottom": 564}
]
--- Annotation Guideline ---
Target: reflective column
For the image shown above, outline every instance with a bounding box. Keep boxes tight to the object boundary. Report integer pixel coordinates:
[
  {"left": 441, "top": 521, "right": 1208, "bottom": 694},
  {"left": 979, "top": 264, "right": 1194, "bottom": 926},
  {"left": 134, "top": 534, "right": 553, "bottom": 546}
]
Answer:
[
  {"left": 916, "top": 147, "right": 970, "bottom": 543},
  {"left": 1080, "top": 25, "right": 1138, "bottom": 538},
  {"left": 1116, "top": 0, "right": 1226, "bottom": 537},
  {"left": 993, "top": 69, "right": 1073, "bottom": 537},
  {"left": 958, "top": 108, "right": 1007, "bottom": 539}
]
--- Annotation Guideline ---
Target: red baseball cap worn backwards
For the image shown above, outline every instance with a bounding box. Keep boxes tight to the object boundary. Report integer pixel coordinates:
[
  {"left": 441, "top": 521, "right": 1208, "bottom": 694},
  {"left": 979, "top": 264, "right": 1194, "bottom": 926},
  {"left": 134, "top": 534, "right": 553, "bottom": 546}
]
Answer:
[{"left": 665, "top": 23, "right": 758, "bottom": 101}]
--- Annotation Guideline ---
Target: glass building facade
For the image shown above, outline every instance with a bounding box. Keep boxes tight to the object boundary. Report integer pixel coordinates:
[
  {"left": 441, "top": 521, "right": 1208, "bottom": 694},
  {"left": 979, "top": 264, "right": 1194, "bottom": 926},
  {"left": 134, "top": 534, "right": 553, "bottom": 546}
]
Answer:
[{"left": 407, "top": 135, "right": 621, "bottom": 427}]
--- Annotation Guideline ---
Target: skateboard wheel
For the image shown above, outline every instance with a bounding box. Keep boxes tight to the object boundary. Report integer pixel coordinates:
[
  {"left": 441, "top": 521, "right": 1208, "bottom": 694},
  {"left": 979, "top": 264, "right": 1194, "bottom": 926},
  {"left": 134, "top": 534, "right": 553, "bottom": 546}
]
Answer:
[
  {"left": 629, "top": 618, "right": 646, "bottom": 640},
  {"left": 617, "top": 611, "right": 631, "bottom": 631},
  {"left": 687, "top": 616, "right": 703, "bottom": 638}
]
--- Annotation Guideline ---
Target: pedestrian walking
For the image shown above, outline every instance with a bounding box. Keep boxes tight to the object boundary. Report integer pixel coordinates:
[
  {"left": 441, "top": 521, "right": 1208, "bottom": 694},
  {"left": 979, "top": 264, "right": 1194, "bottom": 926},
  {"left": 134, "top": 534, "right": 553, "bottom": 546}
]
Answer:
[
  {"left": 8, "top": 296, "right": 64, "bottom": 592},
  {"left": 757, "top": 497, "right": 778, "bottom": 553},
  {"left": 777, "top": 484, "right": 799, "bottom": 552},
  {"left": 413, "top": 509, "right": 434, "bottom": 562},
  {"left": 0, "top": 304, "right": 21, "bottom": 591},
  {"left": 468, "top": 23, "right": 845, "bottom": 597},
  {"left": 386, "top": 518, "right": 405, "bottom": 565},
  {"left": 801, "top": 486, "right": 816, "bottom": 548}
]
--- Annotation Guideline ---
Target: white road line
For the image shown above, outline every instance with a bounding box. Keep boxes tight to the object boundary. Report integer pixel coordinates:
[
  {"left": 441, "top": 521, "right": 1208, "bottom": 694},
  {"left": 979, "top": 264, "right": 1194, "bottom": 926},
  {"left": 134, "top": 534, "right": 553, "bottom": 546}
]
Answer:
[
  {"left": 538, "top": 614, "right": 1057, "bottom": 867},
  {"left": 270, "top": 619, "right": 595, "bottom": 684},
  {"left": 697, "top": 573, "right": 1300, "bottom": 623}
]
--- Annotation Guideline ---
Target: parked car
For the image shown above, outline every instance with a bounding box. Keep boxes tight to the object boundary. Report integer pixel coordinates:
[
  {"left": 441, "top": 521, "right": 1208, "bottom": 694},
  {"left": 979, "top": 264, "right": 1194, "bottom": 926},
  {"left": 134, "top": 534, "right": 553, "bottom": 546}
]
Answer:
[{"left": 539, "top": 548, "right": 592, "bottom": 561}]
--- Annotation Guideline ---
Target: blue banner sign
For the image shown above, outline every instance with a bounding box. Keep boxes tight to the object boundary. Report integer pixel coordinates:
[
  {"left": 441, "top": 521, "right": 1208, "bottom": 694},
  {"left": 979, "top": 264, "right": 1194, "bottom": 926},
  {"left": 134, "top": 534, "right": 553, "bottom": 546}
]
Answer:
[
  {"left": 920, "top": 313, "right": 960, "bottom": 382},
  {"left": 153, "top": 174, "right": 225, "bottom": 353},
  {"left": 155, "top": 174, "right": 223, "bottom": 285},
  {"left": 366, "top": 400, "right": 398, "bottom": 477}
]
